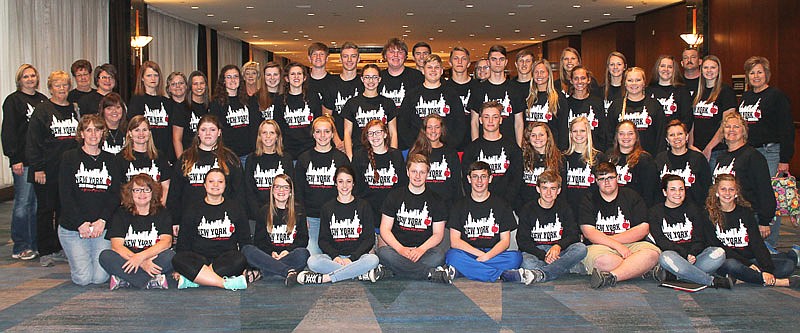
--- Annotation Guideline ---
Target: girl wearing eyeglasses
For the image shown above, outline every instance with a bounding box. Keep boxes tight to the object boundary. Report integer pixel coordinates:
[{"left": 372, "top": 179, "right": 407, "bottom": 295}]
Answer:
[
  {"left": 116, "top": 115, "right": 172, "bottom": 206},
  {"left": 342, "top": 64, "right": 397, "bottom": 159}
]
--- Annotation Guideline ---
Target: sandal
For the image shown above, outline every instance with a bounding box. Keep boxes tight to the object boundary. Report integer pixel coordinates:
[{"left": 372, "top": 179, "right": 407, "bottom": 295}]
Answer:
[{"left": 245, "top": 269, "right": 263, "bottom": 283}]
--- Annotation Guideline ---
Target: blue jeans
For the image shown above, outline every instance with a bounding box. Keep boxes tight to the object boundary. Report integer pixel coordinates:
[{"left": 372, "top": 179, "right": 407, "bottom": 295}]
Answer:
[
  {"left": 242, "top": 244, "right": 310, "bottom": 277},
  {"left": 756, "top": 144, "right": 781, "bottom": 247},
  {"left": 58, "top": 226, "right": 111, "bottom": 285},
  {"left": 520, "top": 243, "right": 587, "bottom": 281},
  {"left": 239, "top": 154, "right": 249, "bottom": 169},
  {"left": 376, "top": 245, "right": 445, "bottom": 280},
  {"left": 445, "top": 248, "right": 522, "bottom": 282},
  {"left": 306, "top": 217, "right": 321, "bottom": 255},
  {"left": 98, "top": 249, "right": 175, "bottom": 288},
  {"left": 307, "top": 253, "right": 379, "bottom": 283},
  {"left": 11, "top": 167, "right": 37, "bottom": 253},
  {"left": 659, "top": 247, "right": 725, "bottom": 285},
  {"left": 716, "top": 252, "right": 796, "bottom": 284}
]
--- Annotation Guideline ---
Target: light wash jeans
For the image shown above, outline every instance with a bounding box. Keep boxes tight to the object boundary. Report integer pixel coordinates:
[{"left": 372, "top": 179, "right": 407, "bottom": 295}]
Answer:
[
  {"left": 11, "top": 166, "right": 37, "bottom": 254},
  {"left": 756, "top": 143, "right": 781, "bottom": 247},
  {"left": 58, "top": 226, "right": 111, "bottom": 285},
  {"left": 307, "top": 253, "right": 379, "bottom": 283},
  {"left": 521, "top": 243, "right": 588, "bottom": 281},
  {"left": 659, "top": 247, "right": 725, "bottom": 285},
  {"left": 307, "top": 217, "right": 322, "bottom": 255}
]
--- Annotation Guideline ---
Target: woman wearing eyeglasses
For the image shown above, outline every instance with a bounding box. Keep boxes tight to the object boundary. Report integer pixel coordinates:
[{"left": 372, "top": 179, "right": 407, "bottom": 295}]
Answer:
[{"left": 341, "top": 64, "right": 398, "bottom": 159}]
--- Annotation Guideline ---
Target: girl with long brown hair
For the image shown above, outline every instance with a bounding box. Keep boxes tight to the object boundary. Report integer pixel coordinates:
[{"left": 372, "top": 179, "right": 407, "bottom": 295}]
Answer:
[
  {"left": 517, "top": 121, "right": 564, "bottom": 209},
  {"left": 688, "top": 55, "right": 737, "bottom": 165},
  {"left": 243, "top": 119, "right": 295, "bottom": 218},
  {"left": 607, "top": 120, "right": 658, "bottom": 206},
  {"left": 409, "top": 114, "right": 463, "bottom": 204},
  {"left": 127, "top": 60, "right": 175, "bottom": 162}
]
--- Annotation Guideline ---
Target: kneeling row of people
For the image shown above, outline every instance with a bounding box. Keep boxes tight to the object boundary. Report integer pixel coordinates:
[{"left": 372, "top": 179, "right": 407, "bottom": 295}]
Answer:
[{"left": 93, "top": 156, "right": 800, "bottom": 291}]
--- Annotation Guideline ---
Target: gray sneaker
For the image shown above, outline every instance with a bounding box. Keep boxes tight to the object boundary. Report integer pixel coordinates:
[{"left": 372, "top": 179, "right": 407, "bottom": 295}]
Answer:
[
  {"left": 40, "top": 255, "right": 55, "bottom": 267},
  {"left": 50, "top": 250, "right": 68, "bottom": 262},
  {"left": 145, "top": 274, "right": 168, "bottom": 290}
]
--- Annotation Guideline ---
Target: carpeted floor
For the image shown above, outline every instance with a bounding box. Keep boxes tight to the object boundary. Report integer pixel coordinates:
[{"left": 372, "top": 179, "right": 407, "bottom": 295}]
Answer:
[{"left": 1, "top": 201, "right": 799, "bottom": 332}]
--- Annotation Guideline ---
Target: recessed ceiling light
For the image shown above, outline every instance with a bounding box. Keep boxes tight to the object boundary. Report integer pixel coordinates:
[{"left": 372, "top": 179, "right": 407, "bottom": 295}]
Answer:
[
  {"left": 573, "top": 5, "right": 581, "bottom": 8},
  {"left": 355, "top": 4, "right": 364, "bottom": 8},
  {"left": 405, "top": 29, "right": 411, "bottom": 33},
  {"left": 191, "top": 6, "right": 199, "bottom": 10},
  {"left": 307, "top": 38, "right": 313, "bottom": 40},
  {"left": 540, "top": 34, "right": 546, "bottom": 37},
  {"left": 243, "top": 31, "right": 249, "bottom": 34},
  {"left": 402, "top": 25, "right": 408, "bottom": 28},
  {"left": 266, "top": 20, "right": 274, "bottom": 23},
  {"left": 331, "top": 41, "right": 337, "bottom": 44},
  {"left": 512, "top": 43, "right": 516, "bottom": 46},
  {"left": 296, "top": 5, "right": 311, "bottom": 9},
  {"left": 428, "top": 37, "right": 434, "bottom": 40},
  {"left": 281, "top": 30, "right": 288, "bottom": 33},
  {"left": 481, "top": 43, "right": 486, "bottom": 46},
  {"left": 406, "top": 12, "right": 414, "bottom": 16},
  {"left": 518, "top": 4, "right": 533, "bottom": 8},
  {"left": 539, "top": 19, "right": 547, "bottom": 22},
  {"left": 206, "top": 13, "right": 214, "bottom": 17},
  {"left": 245, "top": 6, "right": 254, "bottom": 9},
  {"left": 566, "top": 25, "right": 573, "bottom": 28},
  {"left": 358, "top": 19, "right": 365, "bottom": 23},
  {"left": 303, "top": 35, "right": 309, "bottom": 38},
  {"left": 253, "top": 35, "right": 258, "bottom": 38},
  {"left": 626, "top": 5, "right": 634, "bottom": 9},
  {"left": 293, "top": 38, "right": 299, "bottom": 41},
  {"left": 508, "top": 12, "right": 516, "bottom": 16},
  {"left": 514, "top": 29, "right": 521, "bottom": 33},
  {"left": 469, "top": 33, "right": 475, "bottom": 37},
  {"left": 402, "top": 34, "right": 408, "bottom": 37},
  {"left": 307, "top": 13, "right": 315, "bottom": 16},
  {"left": 299, "top": 30, "right": 304, "bottom": 33},
  {"left": 221, "top": 20, "right": 228, "bottom": 24},
  {"left": 495, "top": 37, "right": 501, "bottom": 40},
  {"left": 583, "top": 19, "right": 591, "bottom": 22},
  {"left": 234, "top": 26, "right": 241, "bottom": 30},
  {"left": 552, "top": 29, "right": 558, "bottom": 33},
  {"left": 603, "top": 13, "right": 611, "bottom": 16},
  {"left": 529, "top": 37, "right": 535, "bottom": 40},
  {"left": 437, "top": 29, "right": 443, "bottom": 33},
  {"left": 318, "top": 25, "right": 325, "bottom": 28},
  {"left": 466, "top": 4, "right": 474, "bottom": 8},
  {"left": 484, "top": 24, "right": 491, "bottom": 28},
  {"left": 450, "top": 19, "right": 456, "bottom": 23}
]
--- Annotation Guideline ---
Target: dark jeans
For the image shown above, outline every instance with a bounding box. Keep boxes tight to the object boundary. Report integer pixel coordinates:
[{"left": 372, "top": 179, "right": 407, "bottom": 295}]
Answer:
[
  {"left": 376, "top": 245, "right": 446, "bottom": 280},
  {"left": 34, "top": 181, "right": 61, "bottom": 256},
  {"left": 241, "top": 245, "right": 309, "bottom": 278},
  {"left": 99, "top": 249, "right": 176, "bottom": 288},
  {"left": 172, "top": 250, "right": 247, "bottom": 281},
  {"left": 716, "top": 252, "right": 796, "bottom": 284}
]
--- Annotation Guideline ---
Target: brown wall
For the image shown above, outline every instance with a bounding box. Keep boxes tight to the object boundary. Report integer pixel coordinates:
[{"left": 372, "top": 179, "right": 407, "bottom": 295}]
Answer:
[
  {"left": 542, "top": 35, "right": 580, "bottom": 63},
  {"left": 581, "top": 22, "right": 635, "bottom": 85},
  {"left": 634, "top": 4, "right": 688, "bottom": 78}
]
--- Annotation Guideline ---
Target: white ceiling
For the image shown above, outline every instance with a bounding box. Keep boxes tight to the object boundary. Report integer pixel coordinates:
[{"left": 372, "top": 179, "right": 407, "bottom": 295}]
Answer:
[{"left": 145, "top": 0, "right": 682, "bottom": 68}]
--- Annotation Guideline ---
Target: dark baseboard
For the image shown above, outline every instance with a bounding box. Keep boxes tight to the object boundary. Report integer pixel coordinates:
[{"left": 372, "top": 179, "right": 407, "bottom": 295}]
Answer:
[{"left": 0, "top": 186, "right": 13, "bottom": 202}]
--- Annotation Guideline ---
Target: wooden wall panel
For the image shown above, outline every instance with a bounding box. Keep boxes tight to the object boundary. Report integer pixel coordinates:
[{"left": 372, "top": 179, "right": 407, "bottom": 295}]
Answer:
[
  {"left": 581, "top": 22, "right": 634, "bottom": 85},
  {"left": 634, "top": 4, "right": 687, "bottom": 78},
  {"left": 542, "top": 35, "right": 580, "bottom": 64}
]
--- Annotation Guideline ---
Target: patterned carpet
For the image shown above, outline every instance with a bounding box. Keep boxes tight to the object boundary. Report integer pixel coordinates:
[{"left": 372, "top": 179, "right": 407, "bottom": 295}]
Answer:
[{"left": 1, "top": 201, "right": 799, "bottom": 332}]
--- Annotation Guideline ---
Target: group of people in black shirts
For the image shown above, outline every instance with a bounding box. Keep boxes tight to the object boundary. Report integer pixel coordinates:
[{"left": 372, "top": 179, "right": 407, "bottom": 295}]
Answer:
[{"left": 2, "top": 36, "right": 797, "bottom": 291}]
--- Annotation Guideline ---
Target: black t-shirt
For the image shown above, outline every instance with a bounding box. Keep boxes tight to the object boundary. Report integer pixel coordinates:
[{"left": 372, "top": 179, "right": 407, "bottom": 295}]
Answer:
[
  {"left": 524, "top": 91, "right": 569, "bottom": 150},
  {"left": 379, "top": 67, "right": 424, "bottom": 108},
  {"left": 352, "top": 148, "right": 408, "bottom": 225},
  {"left": 275, "top": 93, "right": 323, "bottom": 157},
  {"left": 76, "top": 90, "right": 105, "bottom": 115},
  {"left": 319, "top": 198, "right": 375, "bottom": 260},
  {"left": 170, "top": 149, "right": 245, "bottom": 225},
  {"left": 68, "top": 88, "right": 95, "bottom": 105},
  {"left": 566, "top": 95, "right": 613, "bottom": 153},
  {"left": 609, "top": 151, "right": 659, "bottom": 207},
  {"left": 106, "top": 208, "right": 173, "bottom": 253},
  {"left": 607, "top": 97, "right": 667, "bottom": 154},
  {"left": 683, "top": 76, "right": 700, "bottom": 97},
  {"left": 2, "top": 90, "right": 47, "bottom": 165},
  {"left": 381, "top": 187, "right": 447, "bottom": 247},
  {"left": 579, "top": 187, "right": 647, "bottom": 243},
  {"left": 58, "top": 148, "right": 122, "bottom": 231},
  {"left": 329, "top": 76, "right": 364, "bottom": 139},
  {"left": 398, "top": 85, "right": 466, "bottom": 150},
  {"left": 116, "top": 150, "right": 173, "bottom": 184},
  {"left": 309, "top": 74, "right": 336, "bottom": 111},
  {"left": 243, "top": 152, "right": 295, "bottom": 218},
  {"left": 712, "top": 145, "right": 776, "bottom": 225},
  {"left": 341, "top": 94, "right": 397, "bottom": 152},
  {"left": 599, "top": 84, "right": 623, "bottom": 114},
  {"left": 517, "top": 153, "right": 566, "bottom": 209},
  {"left": 102, "top": 128, "right": 125, "bottom": 155},
  {"left": 461, "top": 136, "right": 524, "bottom": 204},
  {"left": 127, "top": 94, "right": 176, "bottom": 162},
  {"left": 648, "top": 202, "right": 708, "bottom": 257},
  {"left": 443, "top": 78, "right": 478, "bottom": 149},
  {"left": 210, "top": 95, "right": 260, "bottom": 157},
  {"left": 740, "top": 86, "right": 795, "bottom": 163},
  {"left": 424, "top": 146, "right": 464, "bottom": 205},
  {"left": 171, "top": 101, "right": 210, "bottom": 150},
  {"left": 467, "top": 79, "right": 526, "bottom": 140},
  {"left": 647, "top": 84, "right": 693, "bottom": 126},
  {"left": 707, "top": 205, "right": 774, "bottom": 273},
  {"left": 25, "top": 101, "right": 79, "bottom": 181},
  {"left": 252, "top": 204, "right": 308, "bottom": 254},
  {"left": 654, "top": 150, "right": 711, "bottom": 208},
  {"left": 294, "top": 148, "right": 350, "bottom": 218},
  {"left": 448, "top": 194, "right": 517, "bottom": 249},
  {"left": 517, "top": 198, "right": 581, "bottom": 260},
  {"left": 691, "top": 84, "right": 737, "bottom": 151},
  {"left": 176, "top": 199, "right": 251, "bottom": 259},
  {"left": 564, "top": 151, "right": 605, "bottom": 217}
]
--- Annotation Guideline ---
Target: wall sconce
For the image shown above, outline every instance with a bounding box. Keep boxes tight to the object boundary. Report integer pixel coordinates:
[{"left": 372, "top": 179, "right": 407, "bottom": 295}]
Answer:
[
  {"left": 681, "top": 5, "right": 703, "bottom": 48},
  {"left": 131, "top": 9, "right": 153, "bottom": 64}
]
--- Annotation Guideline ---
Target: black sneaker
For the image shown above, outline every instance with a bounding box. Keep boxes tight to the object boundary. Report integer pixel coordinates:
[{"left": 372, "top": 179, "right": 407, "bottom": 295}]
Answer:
[
  {"left": 590, "top": 268, "right": 617, "bottom": 289},
  {"left": 297, "top": 271, "right": 324, "bottom": 285},
  {"left": 642, "top": 265, "right": 666, "bottom": 282},
  {"left": 365, "top": 264, "right": 386, "bottom": 283},
  {"left": 712, "top": 275, "right": 734, "bottom": 290},
  {"left": 428, "top": 267, "right": 453, "bottom": 284},
  {"left": 522, "top": 268, "right": 546, "bottom": 285},
  {"left": 285, "top": 270, "right": 299, "bottom": 287},
  {"left": 244, "top": 269, "right": 263, "bottom": 284}
]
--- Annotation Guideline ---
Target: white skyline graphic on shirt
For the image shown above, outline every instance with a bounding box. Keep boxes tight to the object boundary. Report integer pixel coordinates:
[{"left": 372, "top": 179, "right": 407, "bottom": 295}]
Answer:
[
  {"left": 415, "top": 94, "right": 449, "bottom": 118},
  {"left": 660, "top": 162, "right": 696, "bottom": 187},
  {"left": 531, "top": 214, "right": 563, "bottom": 243},
  {"left": 655, "top": 92, "right": 677, "bottom": 116},
  {"left": 284, "top": 103, "right": 313, "bottom": 128},
  {"left": 525, "top": 102, "right": 552, "bottom": 123},
  {"left": 305, "top": 161, "right": 336, "bottom": 186},
  {"left": 616, "top": 164, "right": 632, "bottom": 185},
  {"left": 50, "top": 114, "right": 78, "bottom": 139},
  {"left": 396, "top": 202, "right": 432, "bottom": 230},
  {"left": 566, "top": 162, "right": 594, "bottom": 188},
  {"left": 482, "top": 92, "right": 512, "bottom": 117},
  {"left": 428, "top": 159, "right": 451, "bottom": 182},
  {"left": 595, "top": 207, "right": 630, "bottom": 235},
  {"left": 381, "top": 83, "right": 406, "bottom": 107},
  {"left": 124, "top": 223, "right": 159, "bottom": 249},
  {"left": 270, "top": 224, "right": 296, "bottom": 245},
  {"left": 75, "top": 162, "right": 111, "bottom": 190},
  {"left": 568, "top": 106, "right": 599, "bottom": 129},
  {"left": 364, "top": 161, "right": 398, "bottom": 187},
  {"left": 739, "top": 98, "right": 762, "bottom": 123},
  {"left": 126, "top": 160, "right": 161, "bottom": 182},
  {"left": 712, "top": 158, "right": 736, "bottom": 178},
  {"left": 523, "top": 166, "right": 546, "bottom": 186},
  {"left": 330, "top": 211, "right": 362, "bottom": 240},
  {"left": 619, "top": 107, "right": 652, "bottom": 129},
  {"left": 143, "top": 103, "right": 168, "bottom": 127},
  {"left": 715, "top": 220, "right": 749, "bottom": 248},
  {"left": 463, "top": 209, "right": 499, "bottom": 239},
  {"left": 225, "top": 105, "right": 250, "bottom": 128},
  {"left": 477, "top": 148, "right": 509, "bottom": 175},
  {"left": 187, "top": 159, "right": 219, "bottom": 185},
  {"left": 197, "top": 212, "right": 234, "bottom": 239},
  {"left": 662, "top": 214, "right": 693, "bottom": 243},
  {"left": 354, "top": 105, "right": 388, "bottom": 127},
  {"left": 253, "top": 162, "right": 284, "bottom": 190},
  {"left": 693, "top": 100, "right": 718, "bottom": 119},
  {"left": 335, "top": 89, "right": 358, "bottom": 114}
]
